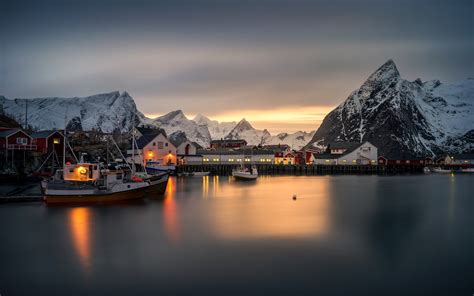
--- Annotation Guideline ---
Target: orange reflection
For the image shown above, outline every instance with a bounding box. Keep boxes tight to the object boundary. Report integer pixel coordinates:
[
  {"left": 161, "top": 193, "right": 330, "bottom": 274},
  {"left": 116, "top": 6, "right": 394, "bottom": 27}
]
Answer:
[
  {"left": 210, "top": 176, "right": 330, "bottom": 239},
  {"left": 69, "top": 207, "right": 91, "bottom": 271},
  {"left": 213, "top": 175, "right": 219, "bottom": 195},
  {"left": 163, "top": 178, "right": 180, "bottom": 243},
  {"left": 203, "top": 176, "right": 209, "bottom": 196}
]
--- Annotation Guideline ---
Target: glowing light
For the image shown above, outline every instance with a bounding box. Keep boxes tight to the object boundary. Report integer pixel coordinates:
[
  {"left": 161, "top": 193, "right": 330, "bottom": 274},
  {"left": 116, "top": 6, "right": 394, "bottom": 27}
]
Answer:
[
  {"left": 148, "top": 151, "right": 153, "bottom": 157},
  {"left": 78, "top": 167, "right": 87, "bottom": 175}
]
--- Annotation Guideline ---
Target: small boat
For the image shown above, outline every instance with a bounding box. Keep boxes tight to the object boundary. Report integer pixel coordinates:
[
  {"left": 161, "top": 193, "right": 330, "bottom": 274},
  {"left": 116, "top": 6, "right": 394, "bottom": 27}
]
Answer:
[
  {"left": 423, "top": 167, "right": 431, "bottom": 174},
  {"left": 232, "top": 165, "right": 258, "bottom": 180},
  {"left": 146, "top": 161, "right": 176, "bottom": 174},
  {"left": 191, "top": 171, "right": 210, "bottom": 177},
  {"left": 459, "top": 167, "right": 474, "bottom": 173},
  {"left": 432, "top": 167, "right": 452, "bottom": 173},
  {"left": 44, "top": 163, "right": 150, "bottom": 204}
]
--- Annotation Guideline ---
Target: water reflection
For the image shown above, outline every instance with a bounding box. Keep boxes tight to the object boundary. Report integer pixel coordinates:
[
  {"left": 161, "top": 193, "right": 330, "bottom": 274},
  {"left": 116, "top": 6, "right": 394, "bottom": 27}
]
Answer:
[
  {"left": 208, "top": 176, "right": 330, "bottom": 239},
  {"left": 163, "top": 177, "right": 180, "bottom": 243},
  {"left": 68, "top": 207, "right": 91, "bottom": 272}
]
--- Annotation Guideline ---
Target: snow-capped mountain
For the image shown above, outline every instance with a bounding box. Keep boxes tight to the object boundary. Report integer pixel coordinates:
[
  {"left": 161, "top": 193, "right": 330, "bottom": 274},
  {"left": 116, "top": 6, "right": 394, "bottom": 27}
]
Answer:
[
  {"left": 307, "top": 59, "right": 474, "bottom": 157},
  {"left": 267, "top": 131, "right": 316, "bottom": 150},
  {"left": 0, "top": 91, "right": 144, "bottom": 133},
  {"left": 225, "top": 118, "right": 272, "bottom": 145},
  {"left": 151, "top": 110, "right": 212, "bottom": 148},
  {"left": 0, "top": 91, "right": 318, "bottom": 149},
  {"left": 192, "top": 113, "right": 236, "bottom": 139}
]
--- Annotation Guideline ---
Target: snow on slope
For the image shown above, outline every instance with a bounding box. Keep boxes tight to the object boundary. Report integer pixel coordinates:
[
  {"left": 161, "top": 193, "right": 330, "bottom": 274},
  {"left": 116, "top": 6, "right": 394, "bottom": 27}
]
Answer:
[
  {"left": 266, "top": 131, "right": 316, "bottom": 150},
  {"left": 225, "top": 119, "right": 272, "bottom": 145},
  {"left": 192, "top": 114, "right": 236, "bottom": 139},
  {"left": 0, "top": 91, "right": 144, "bottom": 133},
  {"left": 307, "top": 60, "right": 474, "bottom": 157},
  {"left": 151, "top": 110, "right": 212, "bottom": 148}
]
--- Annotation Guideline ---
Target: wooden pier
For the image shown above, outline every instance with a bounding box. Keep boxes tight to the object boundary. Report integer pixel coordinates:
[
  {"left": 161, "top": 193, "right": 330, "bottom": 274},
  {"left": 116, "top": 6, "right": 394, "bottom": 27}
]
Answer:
[{"left": 177, "top": 164, "right": 426, "bottom": 175}]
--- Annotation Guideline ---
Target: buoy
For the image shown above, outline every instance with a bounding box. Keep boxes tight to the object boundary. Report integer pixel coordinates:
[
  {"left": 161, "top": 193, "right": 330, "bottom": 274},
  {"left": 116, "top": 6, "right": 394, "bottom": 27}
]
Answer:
[{"left": 292, "top": 195, "right": 297, "bottom": 200}]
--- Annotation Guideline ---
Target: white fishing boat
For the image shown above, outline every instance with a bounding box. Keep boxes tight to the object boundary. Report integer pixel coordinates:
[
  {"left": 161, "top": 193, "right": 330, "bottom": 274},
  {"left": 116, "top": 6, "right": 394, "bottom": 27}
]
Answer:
[
  {"left": 232, "top": 165, "right": 258, "bottom": 180},
  {"left": 44, "top": 162, "right": 150, "bottom": 204},
  {"left": 191, "top": 171, "right": 210, "bottom": 177},
  {"left": 431, "top": 167, "right": 453, "bottom": 173},
  {"left": 459, "top": 167, "right": 474, "bottom": 173}
]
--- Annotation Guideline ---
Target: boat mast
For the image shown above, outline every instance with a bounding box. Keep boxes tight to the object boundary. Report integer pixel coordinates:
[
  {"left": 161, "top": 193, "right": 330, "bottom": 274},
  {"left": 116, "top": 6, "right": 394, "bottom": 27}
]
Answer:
[{"left": 63, "top": 108, "right": 67, "bottom": 169}]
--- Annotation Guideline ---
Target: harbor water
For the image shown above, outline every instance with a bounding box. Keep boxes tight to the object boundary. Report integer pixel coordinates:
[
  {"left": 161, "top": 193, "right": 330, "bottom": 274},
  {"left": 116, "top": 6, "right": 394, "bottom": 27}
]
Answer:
[{"left": 0, "top": 175, "right": 472, "bottom": 295}]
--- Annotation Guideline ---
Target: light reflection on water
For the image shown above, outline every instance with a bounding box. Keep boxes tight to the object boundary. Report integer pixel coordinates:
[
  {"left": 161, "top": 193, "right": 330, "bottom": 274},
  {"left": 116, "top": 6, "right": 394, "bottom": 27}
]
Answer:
[
  {"left": 1, "top": 174, "right": 472, "bottom": 296},
  {"left": 68, "top": 207, "right": 91, "bottom": 272}
]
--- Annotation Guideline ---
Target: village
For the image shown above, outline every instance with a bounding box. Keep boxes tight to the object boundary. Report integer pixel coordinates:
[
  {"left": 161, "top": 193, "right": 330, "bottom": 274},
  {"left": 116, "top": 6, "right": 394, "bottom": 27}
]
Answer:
[{"left": 1, "top": 123, "right": 473, "bottom": 180}]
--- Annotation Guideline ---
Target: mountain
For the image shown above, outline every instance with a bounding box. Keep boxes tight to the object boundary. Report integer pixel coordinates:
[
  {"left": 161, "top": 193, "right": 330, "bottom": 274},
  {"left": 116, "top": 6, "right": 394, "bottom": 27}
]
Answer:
[
  {"left": 307, "top": 59, "right": 474, "bottom": 157},
  {"left": 0, "top": 91, "right": 144, "bottom": 133},
  {"left": 267, "top": 131, "right": 316, "bottom": 150},
  {"left": 192, "top": 113, "right": 236, "bottom": 139},
  {"left": 225, "top": 118, "right": 272, "bottom": 145},
  {"left": 151, "top": 110, "right": 211, "bottom": 148}
]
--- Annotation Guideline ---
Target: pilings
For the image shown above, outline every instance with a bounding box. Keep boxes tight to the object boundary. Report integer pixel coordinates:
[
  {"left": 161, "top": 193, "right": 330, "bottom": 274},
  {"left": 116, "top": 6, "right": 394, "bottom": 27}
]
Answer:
[{"left": 177, "top": 164, "right": 425, "bottom": 175}]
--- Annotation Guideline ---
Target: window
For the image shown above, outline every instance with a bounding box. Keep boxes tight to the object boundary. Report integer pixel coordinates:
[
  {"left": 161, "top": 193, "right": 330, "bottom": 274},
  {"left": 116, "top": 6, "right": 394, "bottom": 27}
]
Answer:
[
  {"left": 203, "top": 158, "right": 209, "bottom": 162},
  {"left": 237, "top": 159, "right": 242, "bottom": 162},
  {"left": 16, "top": 138, "right": 28, "bottom": 145},
  {"left": 342, "top": 159, "right": 347, "bottom": 163},
  {"left": 157, "top": 142, "right": 164, "bottom": 149},
  {"left": 165, "top": 143, "right": 168, "bottom": 147},
  {"left": 352, "top": 160, "right": 357, "bottom": 163},
  {"left": 267, "top": 159, "right": 272, "bottom": 162},
  {"left": 152, "top": 142, "right": 156, "bottom": 146},
  {"left": 229, "top": 159, "right": 234, "bottom": 162},
  {"left": 53, "top": 138, "right": 60, "bottom": 144},
  {"left": 406, "top": 160, "right": 410, "bottom": 164},
  {"left": 213, "top": 158, "right": 220, "bottom": 162},
  {"left": 325, "top": 160, "right": 330, "bottom": 163},
  {"left": 245, "top": 158, "right": 251, "bottom": 162},
  {"left": 371, "top": 160, "right": 376, "bottom": 164}
]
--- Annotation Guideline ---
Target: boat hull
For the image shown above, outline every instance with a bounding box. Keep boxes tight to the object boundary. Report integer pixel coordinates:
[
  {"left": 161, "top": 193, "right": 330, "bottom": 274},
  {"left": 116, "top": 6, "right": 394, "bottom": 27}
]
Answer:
[
  {"left": 232, "top": 172, "right": 258, "bottom": 180},
  {"left": 45, "top": 185, "right": 148, "bottom": 204},
  {"left": 146, "top": 174, "right": 169, "bottom": 195}
]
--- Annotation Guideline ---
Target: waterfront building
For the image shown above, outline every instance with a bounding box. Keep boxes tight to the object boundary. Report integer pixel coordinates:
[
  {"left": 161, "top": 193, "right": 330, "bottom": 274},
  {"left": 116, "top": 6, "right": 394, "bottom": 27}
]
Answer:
[
  {"left": 0, "top": 128, "right": 36, "bottom": 151},
  {"left": 127, "top": 128, "right": 177, "bottom": 166},
  {"left": 438, "top": 154, "right": 474, "bottom": 166},
  {"left": 378, "top": 156, "right": 433, "bottom": 166},
  {"left": 311, "top": 141, "right": 378, "bottom": 165},
  {"left": 210, "top": 139, "right": 247, "bottom": 149},
  {"left": 197, "top": 148, "right": 274, "bottom": 165}
]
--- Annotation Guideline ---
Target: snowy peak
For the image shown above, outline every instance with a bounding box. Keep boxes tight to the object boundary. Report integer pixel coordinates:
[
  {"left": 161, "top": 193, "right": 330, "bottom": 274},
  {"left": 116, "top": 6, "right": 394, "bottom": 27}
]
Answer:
[
  {"left": 155, "top": 110, "right": 186, "bottom": 123},
  {"left": 308, "top": 60, "right": 474, "bottom": 157},
  {"left": 234, "top": 118, "right": 254, "bottom": 131}
]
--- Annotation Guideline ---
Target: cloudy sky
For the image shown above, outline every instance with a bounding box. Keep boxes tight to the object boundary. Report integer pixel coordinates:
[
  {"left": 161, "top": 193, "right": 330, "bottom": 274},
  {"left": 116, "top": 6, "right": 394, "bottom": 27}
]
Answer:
[{"left": 1, "top": 0, "right": 472, "bottom": 133}]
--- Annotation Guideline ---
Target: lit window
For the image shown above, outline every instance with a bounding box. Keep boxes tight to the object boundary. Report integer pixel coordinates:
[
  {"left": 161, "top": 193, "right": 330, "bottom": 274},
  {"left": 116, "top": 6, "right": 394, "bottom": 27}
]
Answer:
[
  {"left": 213, "top": 158, "right": 220, "bottom": 162},
  {"left": 229, "top": 159, "right": 234, "bottom": 162},
  {"left": 237, "top": 159, "right": 242, "bottom": 162},
  {"left": 203, "top": 158, "right": 209, "bottom": 162},
  {"left": 245, "top": 158, "right": 251, "bottom": 162},
  {"left": 406, "top": 160, "right": 410, "bottom": 164},
  {"left": 325, "top": 160, "right": 330, "bottom": 163},
  {"left": 157, "top": 142, "right": 164, "bottom": 149},
  {"left": 342, "top": 159, "right": 347, "bottom": 163},
  {"left": 371, "top": 160, "right": 376, "bottom": 163},
  {"left": 352, "top": 160, "right": 357, "bottom": 163},
  {"left": 464, "top": 160, "right": 469, "bottom": 163},
  {"left": 53, "top": 138, "right": 60, "bottom": 144}
]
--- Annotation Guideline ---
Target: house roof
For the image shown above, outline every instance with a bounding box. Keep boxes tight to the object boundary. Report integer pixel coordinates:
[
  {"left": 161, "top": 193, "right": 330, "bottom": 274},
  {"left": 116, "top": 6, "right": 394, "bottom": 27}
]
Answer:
[
  {"left": 211, "top": 139, "right": 247, "bottom": 144},
  {"left": 0, "top": 128, "right": 31, "bottom": 139},
  {"left": 136, "top": 134, "right": 162, "bottom": 149},
  {"left": 191, "top": 141, "right": 203, "bottom": 149},
  {"left": 313, "top": 142, "right": 366, "bottom": 159},
  {"left": 198, "top": 148, "right": 242, "bottom": 155},
  {"left": 263, "top": 144, "right": 290, "bottom": 152},
  {"left": 31, "top": 130, "right": 62, "bottom": 139},
  {"left": 136, "top": 126, "right": 166, "bottom": 137}
]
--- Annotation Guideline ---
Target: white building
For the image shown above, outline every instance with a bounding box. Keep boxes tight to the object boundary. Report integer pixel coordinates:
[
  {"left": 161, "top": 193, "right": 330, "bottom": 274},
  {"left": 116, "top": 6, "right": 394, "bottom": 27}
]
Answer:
[
  {"left": 198, "top": 148, "right": 274, "bottom": 165},
  {"left": 128, "top": 129, "right": 177, "bottom": 166},
  {"left": 311, "top": 141, "right": 378, "bottom": 165}
]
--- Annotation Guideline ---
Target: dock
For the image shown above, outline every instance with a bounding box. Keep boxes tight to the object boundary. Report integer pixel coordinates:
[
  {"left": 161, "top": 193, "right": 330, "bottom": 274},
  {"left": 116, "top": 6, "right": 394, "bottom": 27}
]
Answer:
[{"left": 177, "top": 164, "right": 426, "bottom": 175}]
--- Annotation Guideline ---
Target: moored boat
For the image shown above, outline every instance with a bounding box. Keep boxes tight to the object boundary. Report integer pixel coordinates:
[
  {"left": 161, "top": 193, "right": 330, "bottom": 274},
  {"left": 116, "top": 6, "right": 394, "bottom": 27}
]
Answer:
[
  {"left": 232, "top": 165, "right": 258, "bottom": 180},
  {"left": 44, "top": 163, "right": 150, "bottom": 204},
  {"left": 431, "top": 167, "right": 453, "bottom": 173},
  {"left": 146, "top": 161, "right": 176, "bottom": 174}
]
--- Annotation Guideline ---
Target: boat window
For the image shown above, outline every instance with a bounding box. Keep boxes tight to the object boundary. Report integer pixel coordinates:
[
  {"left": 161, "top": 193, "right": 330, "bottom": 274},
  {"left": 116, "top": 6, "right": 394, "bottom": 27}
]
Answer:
[
  {"left": 117, "top": 174, "right": 122, "bottom": 180},
  {"left": 69, "top": 168, "right": 74, "bottom": 173}
]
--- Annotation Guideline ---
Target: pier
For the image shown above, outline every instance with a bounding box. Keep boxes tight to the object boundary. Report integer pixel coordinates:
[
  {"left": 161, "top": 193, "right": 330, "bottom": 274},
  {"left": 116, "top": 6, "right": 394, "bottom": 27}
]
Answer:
[{"left": 177, "top": 164, "right": 426, "bottom": 175}]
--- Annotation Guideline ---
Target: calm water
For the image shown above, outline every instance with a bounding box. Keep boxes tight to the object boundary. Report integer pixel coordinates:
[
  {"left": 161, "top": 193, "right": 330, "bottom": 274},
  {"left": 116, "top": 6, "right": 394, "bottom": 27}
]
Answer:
[{"left": 0, "top": 175, "right": 473, "bottom": 295}]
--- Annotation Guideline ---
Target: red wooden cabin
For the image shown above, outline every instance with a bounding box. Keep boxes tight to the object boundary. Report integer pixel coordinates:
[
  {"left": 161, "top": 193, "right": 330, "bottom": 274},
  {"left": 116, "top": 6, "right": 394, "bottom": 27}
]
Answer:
[
  {"left": 31, "top": 130, "right": 65, "bottom": 155},
  {"left": 0, "top": 128, "right": 36, "bottom": 151}
]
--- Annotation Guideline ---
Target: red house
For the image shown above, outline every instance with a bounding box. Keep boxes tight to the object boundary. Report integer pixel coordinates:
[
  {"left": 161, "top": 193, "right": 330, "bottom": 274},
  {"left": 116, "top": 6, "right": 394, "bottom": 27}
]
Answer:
[
  {"left": 0, "top": 128, "right": 36, "bottom": 151},
  {"left": 31, "top": 130, "right": 65, "bottom": 155}
]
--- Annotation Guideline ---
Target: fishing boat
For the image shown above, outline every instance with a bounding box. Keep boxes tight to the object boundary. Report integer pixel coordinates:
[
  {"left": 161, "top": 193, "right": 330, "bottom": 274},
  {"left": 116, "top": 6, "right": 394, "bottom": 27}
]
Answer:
[
  {"left": 44, "top": 162, "right": 150, "bottom": 203},
  {"left": 431, "top": 167, "right": 452, "bottom": 173},
  {"left": 459, "top": 167, "right": 474, "bottom": 173},
  {"left": 133, "top": 171, "right": 169, "bottom": 194},
  {"left": 192, "top": 171, "right": 210, "bottom": 177},
  {"left": 232, "top": 165, "right": 258, "bottom": 180}
]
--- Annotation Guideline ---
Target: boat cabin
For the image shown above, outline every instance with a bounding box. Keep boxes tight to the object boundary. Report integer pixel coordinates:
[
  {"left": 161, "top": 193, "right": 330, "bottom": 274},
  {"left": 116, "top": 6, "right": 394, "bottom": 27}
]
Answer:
[{"left": 63, "top": 163, "right": 100, "bottom": 181}]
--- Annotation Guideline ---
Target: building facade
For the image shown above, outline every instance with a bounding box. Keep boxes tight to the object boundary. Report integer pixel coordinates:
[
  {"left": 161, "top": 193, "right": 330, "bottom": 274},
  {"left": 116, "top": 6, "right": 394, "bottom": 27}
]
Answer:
[{"left": 311, "top": 141, "right": 378, "bottom": 165}]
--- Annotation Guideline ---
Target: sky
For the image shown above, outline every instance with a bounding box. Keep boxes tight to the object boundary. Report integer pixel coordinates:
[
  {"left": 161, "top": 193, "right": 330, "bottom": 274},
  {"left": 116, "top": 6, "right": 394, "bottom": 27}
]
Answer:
[{"left": 1, "top": 0, "right": 473, "bottom": 134}]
